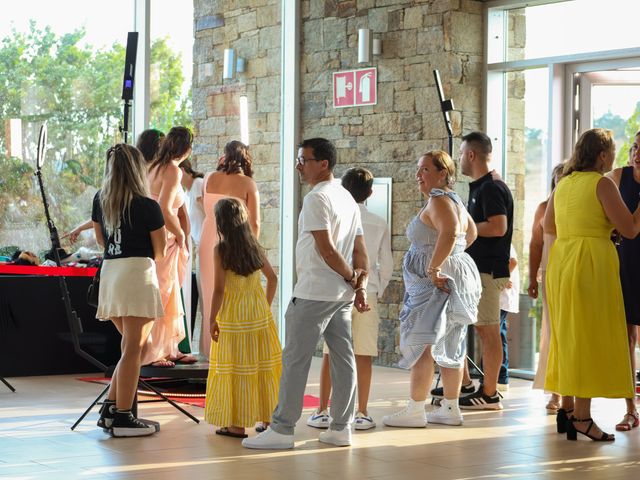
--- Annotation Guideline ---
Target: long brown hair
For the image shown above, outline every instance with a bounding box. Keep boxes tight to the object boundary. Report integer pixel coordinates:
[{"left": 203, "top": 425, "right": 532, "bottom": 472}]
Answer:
[
  {"left": 100, "top": 144, "right": 149, "bottom": 235},
  {"left": 149, "top": 126, "right": 193, "bottom": 173},
  {"left": 218, "top": 140, "right": 253, "bottom": 177},
  {"left": 564, "top": 128, "right": 614, "bottom": 176},
  {"left": 136, "top": 129, "right": 165, "bottom": 163},
  {"left": 215, "top": 198, "right": 264, "bottom": 276},
  {"left": 180, "top": 159, "right": 204, "bottom": 179}
]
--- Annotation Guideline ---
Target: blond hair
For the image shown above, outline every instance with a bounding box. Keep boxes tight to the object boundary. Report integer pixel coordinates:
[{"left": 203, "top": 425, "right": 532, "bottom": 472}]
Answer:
[
  {"left": 424, "top": 150, "right": 456, "bottom": 188},
  {"left": 564, "top": 128, "right": 614, "bottom": 176},
  {"left": 100, "top": 144, "right": 150, "bottom": 235}
]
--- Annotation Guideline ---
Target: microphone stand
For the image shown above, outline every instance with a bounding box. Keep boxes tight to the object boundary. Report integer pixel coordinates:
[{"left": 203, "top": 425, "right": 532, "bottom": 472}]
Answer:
[
  {"left": 0, "top": 377, "right": 15, "bottom": 392},
  {"left": 119, "top": 99, "right": 131, "bottom": 144},
  {"left": 430, "top": 70, "right": 501, "bottom": 398},
  {"left": 35, "top": 147, "right": 107, "bottom": 373},
  {"left": 433, "top": 69, "right": 454, "bottom": 156}
]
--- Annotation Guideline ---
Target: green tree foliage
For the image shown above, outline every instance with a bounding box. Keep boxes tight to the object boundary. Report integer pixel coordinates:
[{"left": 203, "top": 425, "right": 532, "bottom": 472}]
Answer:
[
  {"left": 0, "top": 23, "right": 191, "bottom": 249},
  {"left": 149, "top": 38, "right": 192, "bottom": 133},
  {"left": 613, "top": 101, "right": 640, "bottom": 167},
  {"left": 592, "top": 103, "right": 640, "bottom": 167}
]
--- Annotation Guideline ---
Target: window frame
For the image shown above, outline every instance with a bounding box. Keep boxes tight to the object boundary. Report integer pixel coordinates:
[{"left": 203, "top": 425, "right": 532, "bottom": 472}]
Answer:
[{"left": 485, "top": 0, "right": 640, "bottom": 194}]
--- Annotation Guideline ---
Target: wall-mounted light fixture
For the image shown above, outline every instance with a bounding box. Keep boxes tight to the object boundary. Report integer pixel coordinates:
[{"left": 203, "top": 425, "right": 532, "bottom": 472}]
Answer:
[
  {"left": 236, "top": 57, "right": 246, "bottom": 73},
  {"left": 223, "top": 48, "right": 247, "bottom": 79},
  {"left": 372, "top": 38, "right": 382, "bottom": 56},
  {"left": 239, "top": 95, "right": 249, "bottom": 145},
  {"left": 223, "top": 48, "right": 235, "bottom": 79},
  {"left": 358, "top": 29, "right": 371, "bottom": 64}
]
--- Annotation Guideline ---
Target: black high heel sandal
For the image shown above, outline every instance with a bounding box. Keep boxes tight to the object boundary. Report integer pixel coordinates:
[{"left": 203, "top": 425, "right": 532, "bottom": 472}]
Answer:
[
  {"left": 566, "top": 416, "right": 615, "bottom": 442},
  {"left": 556, "top": 408, "right": 573, "bottom": 434}
]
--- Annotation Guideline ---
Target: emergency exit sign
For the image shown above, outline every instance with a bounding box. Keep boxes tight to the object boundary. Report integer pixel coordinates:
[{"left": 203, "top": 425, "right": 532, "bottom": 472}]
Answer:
[{"left": 333, "top": 67, "right": 377, "bottom": 108}]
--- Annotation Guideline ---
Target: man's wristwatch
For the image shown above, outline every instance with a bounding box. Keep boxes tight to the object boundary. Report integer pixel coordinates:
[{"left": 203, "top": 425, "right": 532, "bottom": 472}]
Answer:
[{"left": 345, "top": 269, "right": 356, "bottom": 283}]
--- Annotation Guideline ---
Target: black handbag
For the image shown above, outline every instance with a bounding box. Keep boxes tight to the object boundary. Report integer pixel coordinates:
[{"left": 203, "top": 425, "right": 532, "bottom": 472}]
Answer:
[{"left": 87, "top": 266, "right": 101, "bottom": 308}]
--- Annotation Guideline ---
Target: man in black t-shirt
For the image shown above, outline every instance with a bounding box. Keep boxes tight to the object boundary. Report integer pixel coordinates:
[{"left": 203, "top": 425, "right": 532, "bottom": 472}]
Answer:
[{"left": 458, "top": 132, "right": 513, "bottom": 411}]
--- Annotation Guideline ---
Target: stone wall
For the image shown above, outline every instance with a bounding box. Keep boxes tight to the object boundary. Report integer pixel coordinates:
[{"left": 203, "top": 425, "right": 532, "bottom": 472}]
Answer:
[
  {"left": 505, "top": 9, "right": 526, "bottom": 275},
  {"left": 300, "top": 0, "right": 484, "bottom": 366},
  {"left": 193, "top": 0, "right": 485, "bottom": 367},
  {"left": 192, "top": 0, "right": 281, "bottom": 273}
]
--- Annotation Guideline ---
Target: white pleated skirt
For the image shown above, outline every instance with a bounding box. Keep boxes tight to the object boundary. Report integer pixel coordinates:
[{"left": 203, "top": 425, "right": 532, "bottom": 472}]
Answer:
[{"left": 96, "top": 257, "right": 164, "bottom": 321}]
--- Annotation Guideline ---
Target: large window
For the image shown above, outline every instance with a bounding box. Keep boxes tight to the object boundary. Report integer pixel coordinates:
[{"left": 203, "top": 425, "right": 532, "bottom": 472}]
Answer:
[
  {"left": 504, "top": 68, "right": 549, "bottom": 287},
  {"left": 0, "top": 1, "right": 193, "bottom": 255},
  {"left": 486, "top": 0, "right": 640, "bottom": 375},
  {"left": 0, "top": 1, "right": 134, "bottom": 253},
  {"left": 150, "top": 0, "right": 193, "bottom": 132},
  {"left": 506, "top": 1, "right": 640, "bottom": 61}
]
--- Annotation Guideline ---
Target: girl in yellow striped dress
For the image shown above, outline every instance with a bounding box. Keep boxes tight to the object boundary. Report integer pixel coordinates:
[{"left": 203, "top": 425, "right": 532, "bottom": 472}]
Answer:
[{"left": 204, "top": 198, "right": 282, "bottom": 438}]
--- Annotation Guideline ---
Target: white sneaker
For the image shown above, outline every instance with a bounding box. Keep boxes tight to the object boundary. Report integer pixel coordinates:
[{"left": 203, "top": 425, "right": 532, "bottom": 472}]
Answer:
[
  {"left": 319, "top": 428, "right": 352, "bottom": 446},
  {"left": 426, "top": 398, "right": 464, "bottom": 426},
  {"left": 382, "top": 400, "right": 427, "bottom": 428},
  {"left": 306, "top": 409, "right": 331, "bottom": 429},
  {"left": 242, "top": 427, "right": 294, "bottom": 450},
  {"left": 497, "top": 382, "right": 509, "bottom": 392},
  {"left": 354, "top": 411, "right": 376, "bottom": 430}
]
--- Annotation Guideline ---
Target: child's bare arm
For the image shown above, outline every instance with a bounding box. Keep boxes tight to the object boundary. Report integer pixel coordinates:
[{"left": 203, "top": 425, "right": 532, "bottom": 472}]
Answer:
[
  {"left": 210, "top": 246, "right": 226, "bottom": 342},
  {"left": 261, "top": 256, "right": 278, "bottom": 306}
]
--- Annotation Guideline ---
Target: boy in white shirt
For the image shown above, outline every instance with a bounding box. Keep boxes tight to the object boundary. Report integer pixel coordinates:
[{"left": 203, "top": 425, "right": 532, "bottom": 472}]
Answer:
[
  {"left": 307, "top": 168, "right": 393, "bottom": 430},
  {"left": 498, "top": 244, "right": 519, "bottom": 390}
]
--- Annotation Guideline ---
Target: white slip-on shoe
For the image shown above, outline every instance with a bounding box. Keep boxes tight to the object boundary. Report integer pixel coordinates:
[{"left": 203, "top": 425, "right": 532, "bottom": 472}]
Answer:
[
  {"left": 382, "top": 400, "right": 427, "bottom": 428},
  {"left": 426, "top": 398, "right": 464, "bottom": 426},
  {"left": 319, "top": 428, "right": 352, "bottom": 446},
  {"left": 306, "top": 408, "right": 331, "bottom": 429},
  {"left": 242, "top": 427, "right": 294, "bottom": 450}
]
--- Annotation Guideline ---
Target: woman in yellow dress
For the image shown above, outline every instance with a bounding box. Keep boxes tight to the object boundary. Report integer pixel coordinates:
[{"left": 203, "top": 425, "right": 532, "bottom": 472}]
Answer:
[
  {"left": 544, "top": 128, "right": 640, "bottom": 441},
  {"left": 204, "top": 198, "right": 281, "bottom": 438}
]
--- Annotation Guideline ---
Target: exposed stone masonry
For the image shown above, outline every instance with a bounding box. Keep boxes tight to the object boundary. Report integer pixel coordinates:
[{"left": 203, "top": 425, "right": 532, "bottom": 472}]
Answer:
[{"left": 194, "top": 0, "right": 485, "bottom": 367}]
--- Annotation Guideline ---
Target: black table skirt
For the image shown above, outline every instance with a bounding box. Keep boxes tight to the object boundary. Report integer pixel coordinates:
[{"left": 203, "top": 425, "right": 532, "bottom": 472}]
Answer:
[{"left": 0, "top": 274, "right": 121, "bottom": 377}]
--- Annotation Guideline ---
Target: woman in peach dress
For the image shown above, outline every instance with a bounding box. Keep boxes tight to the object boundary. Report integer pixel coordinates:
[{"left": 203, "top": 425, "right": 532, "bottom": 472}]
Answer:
[
  {"left": 141, "top": 127, "right": 195, "bottom": 367},
  {"left": 199, "top": 141, "right": 260, "bottom": 358}
]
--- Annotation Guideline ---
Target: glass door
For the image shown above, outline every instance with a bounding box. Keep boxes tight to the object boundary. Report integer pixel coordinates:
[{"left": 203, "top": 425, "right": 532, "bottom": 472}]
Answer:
[{"left": 573, "top": 68, "right": 640, "bottom": 166}]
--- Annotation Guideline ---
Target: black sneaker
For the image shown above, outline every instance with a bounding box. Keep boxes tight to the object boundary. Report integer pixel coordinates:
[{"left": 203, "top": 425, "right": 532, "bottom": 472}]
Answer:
[
  {"left": 97, "top": 401, "right": 115, "bottom": 432},
  {"left": 458, "top": 387, "right": 503, "bottom": 410},
  {"left": 430, "top": 382, "right": 475, "bottom": 400},
  {"left": 111, "top": 410, "right": 156, "bottom": 437}
]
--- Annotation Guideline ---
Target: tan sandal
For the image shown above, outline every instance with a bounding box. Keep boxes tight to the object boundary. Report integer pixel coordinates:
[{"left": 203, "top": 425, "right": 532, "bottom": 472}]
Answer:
[
  {"left": 545, "top": 400, "right": 560, "bottom": 413},
  {"left": 615, "top": 411, "right": 639, "bottom": 432}
]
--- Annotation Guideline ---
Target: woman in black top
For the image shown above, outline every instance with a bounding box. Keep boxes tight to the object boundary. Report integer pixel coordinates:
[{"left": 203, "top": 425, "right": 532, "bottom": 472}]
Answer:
[
  {"left": 92, "top": 143, "right": 167, "bottom": 437},
  {"left": 607, "top": 130, "right": 640, "bottom": 432}
]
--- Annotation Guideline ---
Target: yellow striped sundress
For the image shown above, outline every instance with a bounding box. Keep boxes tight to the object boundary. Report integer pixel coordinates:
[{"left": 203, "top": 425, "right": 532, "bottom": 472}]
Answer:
[{"left": 204, "top": 270, "right": 282, "bottom": 428}]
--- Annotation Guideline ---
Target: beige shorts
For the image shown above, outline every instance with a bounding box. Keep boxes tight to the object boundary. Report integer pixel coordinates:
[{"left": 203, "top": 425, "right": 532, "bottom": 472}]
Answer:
[
  {"left": 476, "top": 273, "right": 510, "bottom": 326},
  {"left": 323, "top": 297, "right": 380, "bottom": 357}
]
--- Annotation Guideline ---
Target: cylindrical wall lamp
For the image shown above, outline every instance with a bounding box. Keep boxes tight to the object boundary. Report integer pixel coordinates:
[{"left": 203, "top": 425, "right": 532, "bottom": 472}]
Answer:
[
  {"left": 358, "top": 28, "right": 372, "bottom": 64},
  {"left": 236, "top": 57, "right": 246, "bottom": 73},
  {"left": 239, "top": 95, "right": 249, "bottom": 145},
  {"left": 223, "top": 48, "right": 235, "bottom": 79},
  {"left": 372, "top": 38, "right": 382, "bottom": 56}
]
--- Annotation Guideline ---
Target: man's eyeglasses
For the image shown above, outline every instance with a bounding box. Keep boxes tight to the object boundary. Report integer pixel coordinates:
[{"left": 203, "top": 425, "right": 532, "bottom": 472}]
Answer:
[{"left": 296, "top": 155, "right": 318, "bottom": 165}]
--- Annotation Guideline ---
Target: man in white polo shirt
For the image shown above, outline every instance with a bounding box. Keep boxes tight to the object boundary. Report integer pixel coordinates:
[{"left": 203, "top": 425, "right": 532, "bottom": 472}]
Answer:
[
  {"left": 308, "top": 167, "right": 393, "bottom": 431},
  {"left": 243, "top": 137, "right": 369, "bottom": 450}
]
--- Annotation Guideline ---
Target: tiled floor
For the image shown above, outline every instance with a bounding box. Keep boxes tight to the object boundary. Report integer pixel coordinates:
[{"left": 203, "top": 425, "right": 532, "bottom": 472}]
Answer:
[{"left": 1, "top": 358, "right": 640, "bottom": 479}]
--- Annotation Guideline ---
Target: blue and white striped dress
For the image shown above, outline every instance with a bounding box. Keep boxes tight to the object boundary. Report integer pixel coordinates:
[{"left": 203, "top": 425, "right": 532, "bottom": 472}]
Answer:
[{"left": 398, "top": 190, "right": 481, "bottom": 370}]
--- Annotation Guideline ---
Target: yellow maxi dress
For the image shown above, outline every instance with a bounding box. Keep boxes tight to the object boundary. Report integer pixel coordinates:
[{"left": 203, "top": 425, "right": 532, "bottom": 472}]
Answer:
[
  {"left": 545, "top": 171, "right": 633, "bottom": 398},
  {"left": 204, "top": 270, "right": 282, "bottom": 427}
]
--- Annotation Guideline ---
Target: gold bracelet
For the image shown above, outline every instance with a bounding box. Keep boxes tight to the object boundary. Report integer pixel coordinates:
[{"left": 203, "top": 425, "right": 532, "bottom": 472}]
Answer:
[{"left": 354, "top": 287, "right": 366, "bottom": 294}]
